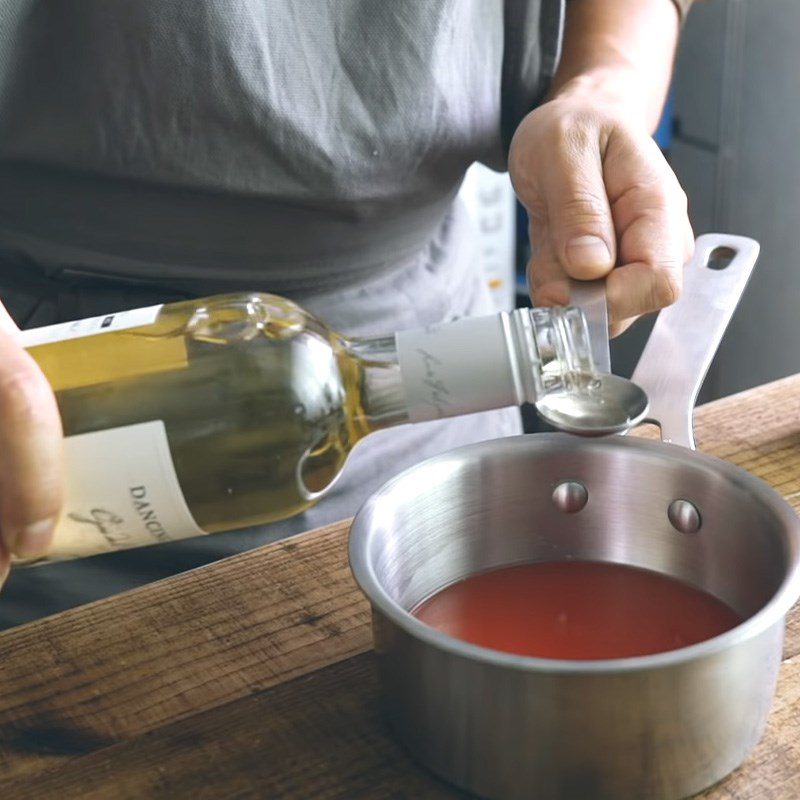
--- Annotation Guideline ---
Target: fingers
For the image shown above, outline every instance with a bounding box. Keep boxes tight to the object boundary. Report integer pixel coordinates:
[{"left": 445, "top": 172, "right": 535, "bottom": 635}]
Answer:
[
  {"left": 530, "top": 131, "right": 692, "bottom": 329},
  {"left": 527, "top": 231, "right": 571, "bottom": 307},
  {"left": 0, "top": 547, "right": 9, "bottom": 588},
  {"left": 606, "top": 208, "right": 694, "bottom": 337},
  {"left": 546, "top": 128, "right": 618, "bottom": 281},
  {"left": 0, "top": 302, "right": 19, "bottom": 335},
  {"left": 603, "top": 261, "right": 679, "bottom": 322},
  {"left": 684, "top": 216, "right": 696, "bottom": 264},
  {"left": 512, "top": 99, "right": 694, "bottom": 339},
  {"left": 602, "top": 130, "right": 692, "bottom": 323},
  {"left": 0, "top": 308, "right": 21, "bottom": 584},
  {"left": 517, "top": 119, "right": 618, "bottom": 284},
  {"left": 0, "top": 329, "right": 63, "bottom": 559}
]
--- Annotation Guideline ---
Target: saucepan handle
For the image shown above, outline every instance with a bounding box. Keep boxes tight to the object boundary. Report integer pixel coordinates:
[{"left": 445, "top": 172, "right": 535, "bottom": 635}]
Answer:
[{"left": 630, "top": 234, "right": 760, "bottom": 450}]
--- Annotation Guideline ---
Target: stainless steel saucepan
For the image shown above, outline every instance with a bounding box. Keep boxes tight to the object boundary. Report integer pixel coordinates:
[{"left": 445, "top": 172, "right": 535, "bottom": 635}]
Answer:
[{"left": 349, "top": 234, "right": 800, "bottom": 800}]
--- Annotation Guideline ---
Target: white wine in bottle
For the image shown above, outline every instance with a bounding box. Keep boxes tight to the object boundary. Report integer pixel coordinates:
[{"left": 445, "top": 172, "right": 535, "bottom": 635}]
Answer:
[{"left": 17, "top": 293, "right": 595, "bottom": 563}]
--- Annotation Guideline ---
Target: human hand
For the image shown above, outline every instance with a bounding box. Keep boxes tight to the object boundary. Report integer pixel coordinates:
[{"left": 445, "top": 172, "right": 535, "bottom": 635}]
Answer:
[
  {"left": 0, "top": 303, "right": 63, "bottom": 584},
  {"left": 509, "top": 76, "right": 694, "bottom": 336}
]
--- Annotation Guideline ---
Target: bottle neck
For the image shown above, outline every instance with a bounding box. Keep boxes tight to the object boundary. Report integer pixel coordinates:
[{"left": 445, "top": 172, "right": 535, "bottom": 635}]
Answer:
[
  {"left": 346, "top": 306, "right": 595, "bottom": 433},
  {"left": 345, "top": 335, "right": 410, "bottom": 435},
  {"left": 521, "top": 306, "right": 596, "bottom": 397}
]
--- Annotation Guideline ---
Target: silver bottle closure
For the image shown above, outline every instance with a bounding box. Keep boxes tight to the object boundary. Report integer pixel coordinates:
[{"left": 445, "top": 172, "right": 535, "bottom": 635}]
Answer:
[
  {"left": 396, "top": 307, "right": 648, "bottom": 435},
  {"left": 396, "top": 307, "right": 590, "bottom": 421}
]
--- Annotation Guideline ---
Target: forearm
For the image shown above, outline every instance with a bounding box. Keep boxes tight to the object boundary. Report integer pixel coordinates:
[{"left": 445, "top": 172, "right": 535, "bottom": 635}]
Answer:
[{"left": 549, "top": 0, "right": 690, "bottom": 132}]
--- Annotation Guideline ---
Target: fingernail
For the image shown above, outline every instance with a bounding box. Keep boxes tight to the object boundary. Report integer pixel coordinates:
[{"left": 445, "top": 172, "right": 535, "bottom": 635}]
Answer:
[
  {"left": 566, "top": 235, "right": 612, "bottom": 271},
  {"left": 15, "top": 518, "right": 56, "bottom": 557}
]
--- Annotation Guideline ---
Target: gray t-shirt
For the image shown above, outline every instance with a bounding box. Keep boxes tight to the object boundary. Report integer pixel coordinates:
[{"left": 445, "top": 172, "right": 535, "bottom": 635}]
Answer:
[
  {"left": 0, "top": 1, "right": 564, "bottom": 625},
  {"left": 0, "top": 0, "right": 563, "bottom": 294}
]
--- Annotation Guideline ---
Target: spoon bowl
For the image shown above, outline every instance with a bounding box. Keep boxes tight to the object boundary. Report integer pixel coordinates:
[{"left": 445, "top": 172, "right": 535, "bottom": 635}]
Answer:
[{"left": 535, "top": 373, "right": 650, "bottom": 436}]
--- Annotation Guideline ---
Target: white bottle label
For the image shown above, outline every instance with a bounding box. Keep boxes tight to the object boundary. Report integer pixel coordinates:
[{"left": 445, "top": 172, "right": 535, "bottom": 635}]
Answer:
[
  {"left": 396, "top": 313, "right": 524, "bottom": 423},
  {"left": 19, "top": 305, "right": 163, "bottom": 348},
  {"left": 46, "top": 421, "right": 207, "bottom": 562}
]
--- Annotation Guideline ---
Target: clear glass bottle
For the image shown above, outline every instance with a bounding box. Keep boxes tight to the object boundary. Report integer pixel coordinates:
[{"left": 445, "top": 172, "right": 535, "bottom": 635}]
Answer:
[{"left": 17, "top": 293, "right": 595, "bottom": 563}]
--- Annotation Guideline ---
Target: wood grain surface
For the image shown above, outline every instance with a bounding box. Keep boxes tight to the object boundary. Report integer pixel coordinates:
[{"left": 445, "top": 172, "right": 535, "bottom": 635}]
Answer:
[{"left": 1, "top": 375, "right": 799, "bottom": 799}]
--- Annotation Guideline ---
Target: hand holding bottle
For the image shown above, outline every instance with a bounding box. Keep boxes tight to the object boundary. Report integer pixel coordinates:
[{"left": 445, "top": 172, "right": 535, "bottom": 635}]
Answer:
[
  {"left": 0, "top": 302, "right": 63, "bottom": 582},
  {"left": 6, "top": 294, "right": 598, "bottom": 566}
]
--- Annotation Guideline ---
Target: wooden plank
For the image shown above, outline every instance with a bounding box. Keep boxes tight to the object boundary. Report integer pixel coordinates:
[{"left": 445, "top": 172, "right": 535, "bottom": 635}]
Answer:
[
  {"left": 696, "top": 656, "right": 800, "bottom": 799},
  {"left": 4, "top": 652, "right": 799, "bottom": 800},
  {"left": 694, "top": 376, "right": 800, "bottom": 508},
  {"left": 0, "top": 653, "right": 466, "bottom": 800},
  {"left": 0, "top": 520, "right": 371, "bottom": 783},
  {"left": 0, "top": 374, "right": 798, "bottom": 792}
]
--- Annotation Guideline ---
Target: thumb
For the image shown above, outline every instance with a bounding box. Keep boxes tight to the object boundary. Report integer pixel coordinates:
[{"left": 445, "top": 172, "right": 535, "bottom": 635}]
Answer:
[
  {"left": 547, "top": 144, "right": 617, "bottom": 281},
  {"left": 0, "top": 303, "right": 20, "bottom": 336}
]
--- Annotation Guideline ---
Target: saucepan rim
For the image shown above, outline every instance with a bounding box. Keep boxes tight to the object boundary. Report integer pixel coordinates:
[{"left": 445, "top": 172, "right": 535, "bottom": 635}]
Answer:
[{"left": 349, "top": 433, "right": 800, "bottom": 675}]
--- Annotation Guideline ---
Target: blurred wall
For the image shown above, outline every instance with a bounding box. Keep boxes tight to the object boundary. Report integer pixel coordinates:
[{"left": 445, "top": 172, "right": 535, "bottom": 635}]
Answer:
[{"left": 669, "top": 0, "right": 800, "bottom": 399}]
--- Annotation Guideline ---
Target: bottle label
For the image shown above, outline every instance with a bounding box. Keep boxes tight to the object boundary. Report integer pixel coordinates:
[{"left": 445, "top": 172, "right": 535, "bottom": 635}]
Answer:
[
  {"left": 19, "top": 305, "right": 164, "bottom": 348},
  {"left": 396, "top": 313, "right": 523, "bottom": 423},
  {"left": 44, "top": 421, "right": 207, "bottom": 562}
]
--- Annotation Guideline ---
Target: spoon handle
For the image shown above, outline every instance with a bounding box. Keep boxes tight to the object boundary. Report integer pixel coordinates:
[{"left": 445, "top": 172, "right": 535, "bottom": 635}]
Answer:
[{"left": 569, "top": 279, "right": 610, "bottom": 373}]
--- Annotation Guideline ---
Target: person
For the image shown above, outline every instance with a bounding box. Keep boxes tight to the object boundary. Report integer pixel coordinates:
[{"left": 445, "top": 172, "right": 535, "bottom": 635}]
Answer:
[{"left": 0, "top": 0, "right": 694, "bottom": 625}]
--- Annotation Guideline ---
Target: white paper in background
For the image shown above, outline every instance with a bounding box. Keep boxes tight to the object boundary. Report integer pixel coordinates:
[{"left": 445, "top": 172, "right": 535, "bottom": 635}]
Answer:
[
  {"left": 458, "top": 163, "right": 517, "bottom": 312},
  {"left": 48, "top": 421, "right": 207, "bottom": 562}
]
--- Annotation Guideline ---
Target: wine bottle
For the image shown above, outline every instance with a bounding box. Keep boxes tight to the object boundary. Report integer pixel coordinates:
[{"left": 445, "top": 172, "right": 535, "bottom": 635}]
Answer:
[{"left": 16, "top": 293, "right": 595, "bottom": 563}]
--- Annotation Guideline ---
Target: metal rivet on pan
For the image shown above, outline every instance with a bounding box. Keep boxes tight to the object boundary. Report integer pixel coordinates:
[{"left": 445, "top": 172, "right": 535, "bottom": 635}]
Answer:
[
  {"left": 552, "top": 481, "right": 588, "bottom": 513},
  {"left": 668, "top": 499, "right": 702, "bottom": 534}
]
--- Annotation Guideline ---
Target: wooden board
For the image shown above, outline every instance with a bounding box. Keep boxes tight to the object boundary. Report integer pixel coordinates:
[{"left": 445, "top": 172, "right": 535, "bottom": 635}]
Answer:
[
  {"left": 0, "top": 521, "right": 372, "bottom": 784},
  {"left": 1, "top": 374, "right": 799, "bottom": 798}
]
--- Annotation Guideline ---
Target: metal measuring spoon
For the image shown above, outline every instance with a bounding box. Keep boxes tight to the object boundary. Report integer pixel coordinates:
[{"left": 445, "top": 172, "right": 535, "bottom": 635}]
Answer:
[
  {"left": 535, "top": 373, "right": 649, "bottom": 436},
  {"left": 534, "top": 280, "right": 649, "bottom": 436},
  {"left": 569, "top": 279, "right": 612, "bottom": 373}
]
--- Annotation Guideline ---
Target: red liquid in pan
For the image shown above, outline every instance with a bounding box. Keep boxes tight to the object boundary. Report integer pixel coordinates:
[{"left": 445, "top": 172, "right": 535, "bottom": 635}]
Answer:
[{"left": 413, "top": 561, "right": 743, "bottom": 660}]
